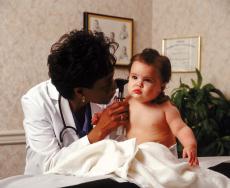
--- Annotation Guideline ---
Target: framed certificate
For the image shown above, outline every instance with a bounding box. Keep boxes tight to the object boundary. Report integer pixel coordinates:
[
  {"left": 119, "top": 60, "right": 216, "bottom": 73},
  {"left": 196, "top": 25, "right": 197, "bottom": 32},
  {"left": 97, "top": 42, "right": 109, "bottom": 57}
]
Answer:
[{"left": 162, "top": 36, "right": 201, "bottom": 72}]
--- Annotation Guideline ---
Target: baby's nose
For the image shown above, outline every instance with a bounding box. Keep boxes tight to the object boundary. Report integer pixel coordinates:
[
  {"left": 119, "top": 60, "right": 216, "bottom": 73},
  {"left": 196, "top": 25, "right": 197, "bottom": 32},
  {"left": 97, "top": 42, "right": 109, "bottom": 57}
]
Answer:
[{"left": 136, "top": 80, "right": 144, "bottom": 88}]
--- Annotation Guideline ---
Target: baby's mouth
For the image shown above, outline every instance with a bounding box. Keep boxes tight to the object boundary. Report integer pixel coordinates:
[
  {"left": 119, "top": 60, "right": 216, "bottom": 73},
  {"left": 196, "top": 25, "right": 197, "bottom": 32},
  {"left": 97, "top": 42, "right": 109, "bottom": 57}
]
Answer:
[{"left": 132, "top": 89, "right": 142, "bottom": 95}]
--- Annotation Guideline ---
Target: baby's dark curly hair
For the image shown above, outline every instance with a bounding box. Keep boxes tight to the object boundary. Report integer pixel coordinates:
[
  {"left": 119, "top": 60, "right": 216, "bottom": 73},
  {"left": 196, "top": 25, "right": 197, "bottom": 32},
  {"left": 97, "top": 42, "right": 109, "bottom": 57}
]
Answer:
[
  {"left": 47, "top": 29, "right": 118, "bottom": 99},
  {"left": 129, "top": 48, "right": 171, "bottom": 84}
]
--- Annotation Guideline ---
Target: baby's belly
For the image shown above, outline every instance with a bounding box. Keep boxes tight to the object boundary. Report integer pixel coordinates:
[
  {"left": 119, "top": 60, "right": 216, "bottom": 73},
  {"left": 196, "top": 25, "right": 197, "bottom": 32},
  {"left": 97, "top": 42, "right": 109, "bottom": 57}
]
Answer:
[{"left": 126, "top": 128, "right": 176, "bottom": 147}]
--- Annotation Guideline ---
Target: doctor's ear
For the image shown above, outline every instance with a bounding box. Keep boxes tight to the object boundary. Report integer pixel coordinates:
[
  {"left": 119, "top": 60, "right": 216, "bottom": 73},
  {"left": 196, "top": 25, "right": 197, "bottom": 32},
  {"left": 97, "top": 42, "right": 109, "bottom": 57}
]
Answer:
[
  {"left": 74, "top": 88, "right": 84, "bottom": 97},
  {"left": 74, "top": 88, "right": 86, "bottom": 103}
]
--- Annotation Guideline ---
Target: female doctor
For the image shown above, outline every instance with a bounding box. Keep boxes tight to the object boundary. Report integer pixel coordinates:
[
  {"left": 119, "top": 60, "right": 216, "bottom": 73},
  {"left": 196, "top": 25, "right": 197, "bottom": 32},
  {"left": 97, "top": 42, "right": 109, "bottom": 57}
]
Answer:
[{"left": 21, "top": 30, "right": 133, "bottom": 187}]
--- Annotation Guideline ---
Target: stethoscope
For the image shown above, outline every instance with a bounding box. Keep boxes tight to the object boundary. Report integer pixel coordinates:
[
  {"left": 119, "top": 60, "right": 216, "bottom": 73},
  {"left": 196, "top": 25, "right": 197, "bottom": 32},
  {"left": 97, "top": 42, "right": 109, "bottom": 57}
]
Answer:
[
  {"left": 58, "top": 94, "right": 78, "bottom": 143},
  {"left": 58, "top": 94, "right": 92, "bottom": 143}
]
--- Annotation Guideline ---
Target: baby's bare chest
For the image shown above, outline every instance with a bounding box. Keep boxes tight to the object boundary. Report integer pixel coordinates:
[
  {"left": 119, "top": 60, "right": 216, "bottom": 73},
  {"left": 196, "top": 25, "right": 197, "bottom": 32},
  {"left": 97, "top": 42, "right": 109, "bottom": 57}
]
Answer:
[{"left": 129, "top": 105, "right": 166, "bottom": 128}]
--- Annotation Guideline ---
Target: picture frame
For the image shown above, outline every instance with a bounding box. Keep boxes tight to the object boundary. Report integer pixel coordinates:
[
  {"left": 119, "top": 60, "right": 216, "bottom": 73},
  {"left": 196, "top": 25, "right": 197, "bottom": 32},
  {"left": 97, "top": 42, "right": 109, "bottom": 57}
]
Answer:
[
  {"left": 162, "top": 36, "right": 201, "bottom": 72},
  {"left": 84, "top": 12, "right": 133, "bottom": 66}
]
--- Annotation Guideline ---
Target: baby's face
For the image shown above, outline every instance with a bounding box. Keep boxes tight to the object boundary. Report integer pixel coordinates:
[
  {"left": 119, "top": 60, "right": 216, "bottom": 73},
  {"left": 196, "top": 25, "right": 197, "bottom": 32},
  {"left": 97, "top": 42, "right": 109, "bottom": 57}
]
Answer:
[{"left": 128, "top": 61, "right": 163, "bottom": 103}]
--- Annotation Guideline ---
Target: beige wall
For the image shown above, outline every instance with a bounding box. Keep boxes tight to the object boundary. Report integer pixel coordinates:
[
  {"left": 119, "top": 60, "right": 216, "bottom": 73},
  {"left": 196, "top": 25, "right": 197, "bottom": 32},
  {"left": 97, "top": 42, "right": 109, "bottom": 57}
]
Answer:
[
  {"left": 152, "top": 0, "right": 230, "bottom": 97},
  {"left": 0, "top": 144, "right": 26, "bottom": 178},
  {"left": 0, "top": 0, "right": 152, "bottom": 178},
  {"left": 0, "top": 0, "right": 229, "bottom": 178}
]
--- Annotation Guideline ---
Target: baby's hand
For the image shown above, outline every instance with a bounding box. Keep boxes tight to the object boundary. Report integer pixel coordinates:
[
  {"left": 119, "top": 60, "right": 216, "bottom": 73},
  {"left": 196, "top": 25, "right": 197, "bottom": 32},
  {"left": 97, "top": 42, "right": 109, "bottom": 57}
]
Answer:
[
  {"left": 182, "top": 146, "right": 199, "bottom": 166},
  {"left": 91, "top": 113, "right": 102, "bottom": 125}
]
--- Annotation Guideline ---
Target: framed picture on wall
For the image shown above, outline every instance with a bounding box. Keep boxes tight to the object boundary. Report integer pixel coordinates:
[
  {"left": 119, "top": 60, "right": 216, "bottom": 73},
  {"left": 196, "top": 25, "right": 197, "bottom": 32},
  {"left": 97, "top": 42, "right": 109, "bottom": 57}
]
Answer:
[
  {"left": 84, "top": 12, "right": 133, "bottom": 66},
  {"left": 162, "top": 36, "right": 201, "bottom": 72}
]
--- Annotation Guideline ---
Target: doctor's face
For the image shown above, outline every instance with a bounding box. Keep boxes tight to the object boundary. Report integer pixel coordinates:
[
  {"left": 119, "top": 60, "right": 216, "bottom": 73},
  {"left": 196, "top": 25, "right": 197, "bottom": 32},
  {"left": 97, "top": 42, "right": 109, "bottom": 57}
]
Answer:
[{"left": 83, "top": 72, "right": 116, "bottom": 104}]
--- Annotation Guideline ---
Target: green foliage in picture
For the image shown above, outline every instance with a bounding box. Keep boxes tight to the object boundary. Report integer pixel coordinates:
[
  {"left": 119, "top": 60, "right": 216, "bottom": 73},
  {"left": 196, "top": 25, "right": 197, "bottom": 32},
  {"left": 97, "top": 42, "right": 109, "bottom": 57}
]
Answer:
[{"left": 171, "top": 69, "right": 230, "bottom": 157}]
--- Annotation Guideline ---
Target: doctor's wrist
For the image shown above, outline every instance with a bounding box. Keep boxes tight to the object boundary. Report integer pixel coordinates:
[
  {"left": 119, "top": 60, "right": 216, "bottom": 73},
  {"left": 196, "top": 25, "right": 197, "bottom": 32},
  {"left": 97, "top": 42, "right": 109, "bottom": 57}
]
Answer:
[{"left": 87, "top": 128, "right": 107, "bottom": 144}]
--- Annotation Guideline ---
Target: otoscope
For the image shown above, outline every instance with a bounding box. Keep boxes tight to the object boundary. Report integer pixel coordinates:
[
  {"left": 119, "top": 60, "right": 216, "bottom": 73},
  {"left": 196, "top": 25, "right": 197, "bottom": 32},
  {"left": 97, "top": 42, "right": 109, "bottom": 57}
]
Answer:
[
  {"left": 115, "top": 78, "right": 128, "bottom": 101},
  {"left": 114, "top": 78, "right": 128, "bottom": 136}
]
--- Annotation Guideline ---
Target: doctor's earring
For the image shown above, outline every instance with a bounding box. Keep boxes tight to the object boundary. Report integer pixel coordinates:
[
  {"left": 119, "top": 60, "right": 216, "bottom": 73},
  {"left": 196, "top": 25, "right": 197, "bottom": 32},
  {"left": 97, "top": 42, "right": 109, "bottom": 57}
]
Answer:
[{"left": 82, "top": 96, "right": 86, "bottom": 103}]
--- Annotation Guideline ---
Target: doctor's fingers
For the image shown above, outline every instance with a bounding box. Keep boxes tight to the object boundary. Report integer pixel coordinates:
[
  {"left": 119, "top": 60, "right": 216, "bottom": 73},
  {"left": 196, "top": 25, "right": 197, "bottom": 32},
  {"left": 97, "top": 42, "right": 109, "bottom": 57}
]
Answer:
[
  {"left": 107, "top": 117, "right": 129, "bottom": 130},
  {"left": 113, "top": 112, "right": 129, "bottom": 122},
  {"left": 110, "top": 97, "right": 130, "bottom": 107},
  {"left": 101, "top": 110, "right": 129, "bottom": 123},
  {"left": 98, "top": 110, "right": 128, "bottom": 128},
  {"left": 107, "top": 102, "right": 129, "bottom": 115},
  {"left": 98, "top": 108, "right": 127, "bottom": 124}
]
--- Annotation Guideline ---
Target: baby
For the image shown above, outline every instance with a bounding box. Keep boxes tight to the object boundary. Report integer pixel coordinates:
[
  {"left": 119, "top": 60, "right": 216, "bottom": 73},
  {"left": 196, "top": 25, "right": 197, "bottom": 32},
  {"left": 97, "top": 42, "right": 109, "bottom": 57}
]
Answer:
[
  {"left": 92, "top": 48, "right": 199, "bottom": 166},
  {"left": 126, "top": 48, "right": 199, "bottom": 166}
]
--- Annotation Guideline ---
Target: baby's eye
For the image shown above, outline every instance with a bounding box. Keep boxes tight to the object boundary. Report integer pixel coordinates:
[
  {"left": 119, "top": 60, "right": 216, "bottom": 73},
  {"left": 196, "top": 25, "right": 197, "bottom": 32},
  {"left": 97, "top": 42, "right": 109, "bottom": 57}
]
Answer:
[
  {"left": 144, "top": 79, "right": 153, "bottom": 83},
  {"left": 131, "top": 75, "right": 138, "bottom": 80}
]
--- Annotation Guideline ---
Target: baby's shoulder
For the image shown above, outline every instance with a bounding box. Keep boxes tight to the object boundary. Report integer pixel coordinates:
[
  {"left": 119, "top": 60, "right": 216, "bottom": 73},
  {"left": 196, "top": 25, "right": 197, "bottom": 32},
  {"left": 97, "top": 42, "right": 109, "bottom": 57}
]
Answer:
[{"left": 161, "top": 100, "right": 179, "bottom": 112}]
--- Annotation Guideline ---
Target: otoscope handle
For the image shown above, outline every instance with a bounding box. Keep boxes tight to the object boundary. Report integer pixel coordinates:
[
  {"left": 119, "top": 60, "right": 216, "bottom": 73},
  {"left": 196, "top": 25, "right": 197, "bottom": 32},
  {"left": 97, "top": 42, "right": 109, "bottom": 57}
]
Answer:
[{"left": 114, "top": 78, "right": 128, "bottom": 137}]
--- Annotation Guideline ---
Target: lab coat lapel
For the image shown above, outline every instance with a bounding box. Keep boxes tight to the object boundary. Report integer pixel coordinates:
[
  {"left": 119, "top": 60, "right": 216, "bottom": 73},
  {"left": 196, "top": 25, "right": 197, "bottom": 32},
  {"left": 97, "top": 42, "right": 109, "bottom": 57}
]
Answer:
[
  {"left": 47, "top": 79, "right": 59, "bottom": 101},
  {"left": 60, "top": 97, "right": 76, "bottom": 128},
  {"left": 47, "top": 80, "right": 75, "bottom": 128},
  {"left": 45, "top": 81, "right": 78, "bottom": 146}
]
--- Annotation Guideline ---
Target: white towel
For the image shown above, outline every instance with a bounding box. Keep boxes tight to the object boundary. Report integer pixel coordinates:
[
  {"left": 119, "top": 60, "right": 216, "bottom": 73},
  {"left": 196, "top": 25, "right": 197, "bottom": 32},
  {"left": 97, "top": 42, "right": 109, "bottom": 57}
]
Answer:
[{"left": 47, "top": 139, "right": 230, "bottom": 188}]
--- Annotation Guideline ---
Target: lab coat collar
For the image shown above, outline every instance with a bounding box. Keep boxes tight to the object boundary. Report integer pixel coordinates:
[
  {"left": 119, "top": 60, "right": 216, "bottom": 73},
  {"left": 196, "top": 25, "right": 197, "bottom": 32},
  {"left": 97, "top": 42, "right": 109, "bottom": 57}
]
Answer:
[
  {"left": 46, "top": 80, "right": 76, "bottom": 129},
  {"left": 46, "top": 80, "right": 76, "bottom": 132},
  {"left": 47, "top": 79, "right": 59, "bottom": 100}
]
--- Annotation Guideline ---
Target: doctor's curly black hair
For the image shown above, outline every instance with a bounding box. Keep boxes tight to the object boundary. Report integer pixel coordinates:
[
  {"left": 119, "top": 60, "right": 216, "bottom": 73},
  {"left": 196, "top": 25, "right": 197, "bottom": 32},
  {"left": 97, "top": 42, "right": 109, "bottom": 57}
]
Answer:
[{"left": 47, "top": 29, "right": 118, "bottom": 100}]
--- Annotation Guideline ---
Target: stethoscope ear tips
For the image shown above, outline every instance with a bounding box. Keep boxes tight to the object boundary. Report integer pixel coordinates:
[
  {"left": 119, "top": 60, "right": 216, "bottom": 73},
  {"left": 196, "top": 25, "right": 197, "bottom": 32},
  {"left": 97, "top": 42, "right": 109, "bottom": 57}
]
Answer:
[{"left": 115, "top": 78, "right": 128, "bottom": 99}]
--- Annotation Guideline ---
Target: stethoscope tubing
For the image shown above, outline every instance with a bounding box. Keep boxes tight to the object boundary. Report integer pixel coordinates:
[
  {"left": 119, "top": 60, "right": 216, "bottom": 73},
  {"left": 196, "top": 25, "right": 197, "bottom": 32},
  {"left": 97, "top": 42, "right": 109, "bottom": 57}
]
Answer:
[{"left": 58, "top": 94, "right": 78, "bottom": 143}]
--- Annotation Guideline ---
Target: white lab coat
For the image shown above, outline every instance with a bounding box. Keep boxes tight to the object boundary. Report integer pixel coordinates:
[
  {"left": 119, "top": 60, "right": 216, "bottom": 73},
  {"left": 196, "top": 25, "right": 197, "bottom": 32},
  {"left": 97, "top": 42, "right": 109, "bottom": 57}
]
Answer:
[{"left": 21, "top": 80, "right": 116, "bottom": 175}]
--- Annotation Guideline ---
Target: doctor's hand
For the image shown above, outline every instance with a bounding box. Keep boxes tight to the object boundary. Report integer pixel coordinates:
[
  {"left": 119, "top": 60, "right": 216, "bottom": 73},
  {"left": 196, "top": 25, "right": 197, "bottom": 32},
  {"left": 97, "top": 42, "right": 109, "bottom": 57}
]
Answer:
[
  {"left": 91, "top": 112, "right": 102, "bottom": 125},
  {"left": 88, "top": 96, "right": 130, "bottom": 143}
]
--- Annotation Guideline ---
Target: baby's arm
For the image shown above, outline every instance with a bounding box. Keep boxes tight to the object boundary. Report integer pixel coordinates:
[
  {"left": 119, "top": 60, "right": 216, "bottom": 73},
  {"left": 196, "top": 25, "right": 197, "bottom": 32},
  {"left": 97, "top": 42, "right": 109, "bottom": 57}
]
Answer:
[{"left": 165, "top": 104, "right": 199, "bottom": 166}]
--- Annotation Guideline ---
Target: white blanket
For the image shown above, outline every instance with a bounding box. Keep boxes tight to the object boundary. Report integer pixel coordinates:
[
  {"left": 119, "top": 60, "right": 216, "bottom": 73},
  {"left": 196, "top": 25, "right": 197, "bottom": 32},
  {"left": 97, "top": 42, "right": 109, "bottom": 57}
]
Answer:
[{"left": 47, "top": 139, "right": 230, "bottom": 188}]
